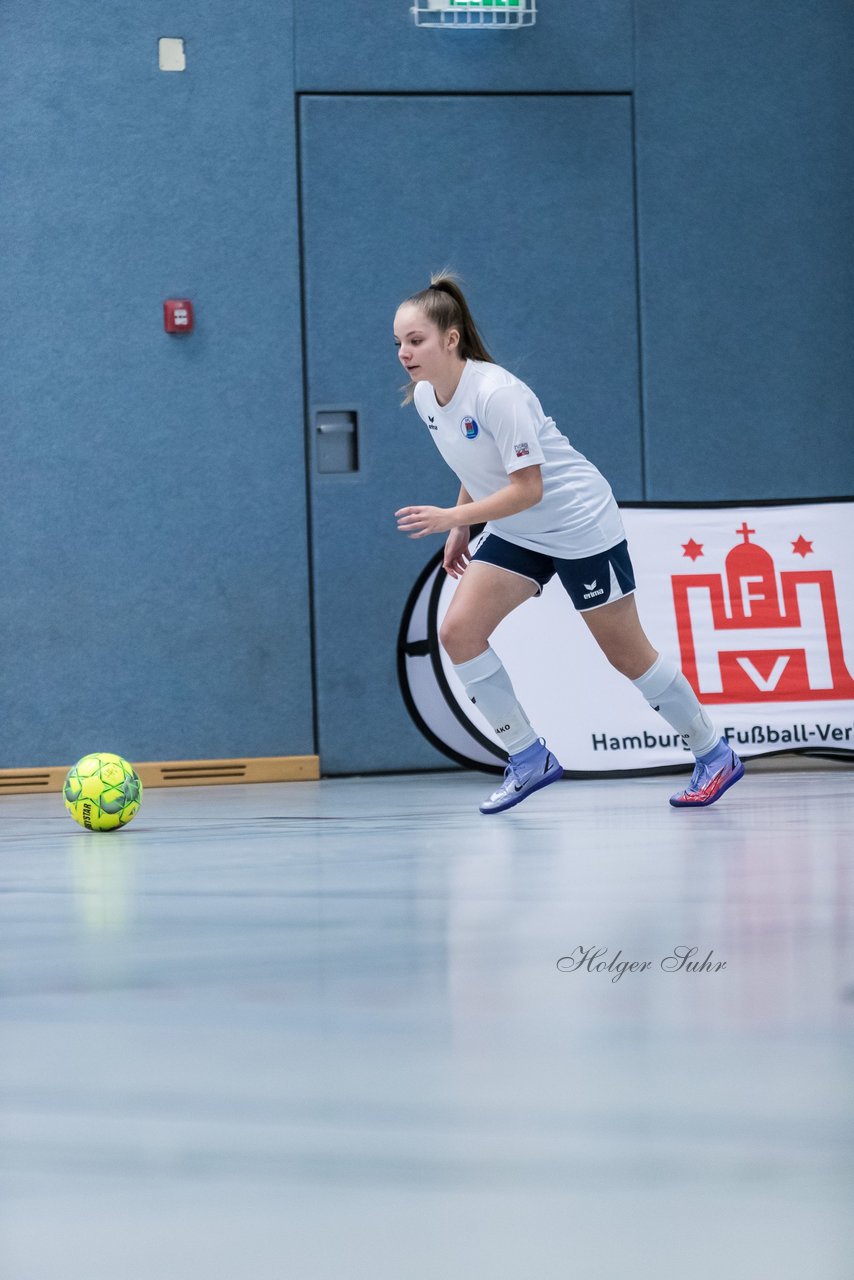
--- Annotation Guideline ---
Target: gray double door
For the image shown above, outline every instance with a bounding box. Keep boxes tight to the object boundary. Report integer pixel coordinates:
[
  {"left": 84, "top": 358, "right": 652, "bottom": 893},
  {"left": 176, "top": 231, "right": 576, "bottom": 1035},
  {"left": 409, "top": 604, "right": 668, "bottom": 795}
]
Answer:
[{"left": 299, "top": 95, "right": 642, "bottom": 774}]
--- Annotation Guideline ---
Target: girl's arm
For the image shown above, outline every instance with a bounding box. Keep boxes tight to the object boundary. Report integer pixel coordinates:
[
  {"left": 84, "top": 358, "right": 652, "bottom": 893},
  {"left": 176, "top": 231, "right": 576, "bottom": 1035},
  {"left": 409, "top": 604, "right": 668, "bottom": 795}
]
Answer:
[
  {"left": 396, "top": 467, "right": 543, "bottom": 539},
  {"left": 443, "top": 485, "right": 474, "bottom": 578}
]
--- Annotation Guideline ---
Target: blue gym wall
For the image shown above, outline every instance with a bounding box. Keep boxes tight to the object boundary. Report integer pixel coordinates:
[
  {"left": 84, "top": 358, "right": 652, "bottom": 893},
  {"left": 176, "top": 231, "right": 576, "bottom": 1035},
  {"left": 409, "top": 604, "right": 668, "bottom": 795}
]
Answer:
[
  {"left": 634, "top": 0, "right": 854, "bottom": 500},
  {"left": 0, "top": 1, "right": 851, "bottom": 774},
  {"left": 0, "top": 2, "right": 313, "bottom": 769}
]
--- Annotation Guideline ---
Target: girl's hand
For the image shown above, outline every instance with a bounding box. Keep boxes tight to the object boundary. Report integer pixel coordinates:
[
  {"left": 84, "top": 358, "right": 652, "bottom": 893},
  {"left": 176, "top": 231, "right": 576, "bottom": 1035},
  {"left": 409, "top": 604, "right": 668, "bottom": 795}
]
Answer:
[
  {"left": 395, "top": 505, "right": 456, "bottom": 538},
  {"left": 443, "top": 526, "right": 471, "bottom": 579}
]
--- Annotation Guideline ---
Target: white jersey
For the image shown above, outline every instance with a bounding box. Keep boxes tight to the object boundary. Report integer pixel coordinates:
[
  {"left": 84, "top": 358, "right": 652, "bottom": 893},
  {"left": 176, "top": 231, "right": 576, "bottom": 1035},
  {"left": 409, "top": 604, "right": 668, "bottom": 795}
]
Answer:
[{"left": 413, "top": 359, "right": 624, "bottom": 558}]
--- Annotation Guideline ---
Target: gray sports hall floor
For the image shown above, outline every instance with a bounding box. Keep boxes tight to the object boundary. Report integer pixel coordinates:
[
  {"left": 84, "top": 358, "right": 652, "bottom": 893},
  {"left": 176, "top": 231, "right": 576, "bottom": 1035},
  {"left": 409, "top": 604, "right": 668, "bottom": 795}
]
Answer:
[{"left": 2, "top": 762, "right": 853, "bottom": 1280}]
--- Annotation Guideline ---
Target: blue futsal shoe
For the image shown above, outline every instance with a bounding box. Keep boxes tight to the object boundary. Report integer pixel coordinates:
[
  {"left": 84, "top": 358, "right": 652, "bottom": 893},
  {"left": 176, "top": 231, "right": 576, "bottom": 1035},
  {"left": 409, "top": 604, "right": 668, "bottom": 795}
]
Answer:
[
  {"left": 669, "top": 738, "right": 744, "bottom": 808},
  {"left": 479, "top": 738, "right": 564, "bottom": 815}
]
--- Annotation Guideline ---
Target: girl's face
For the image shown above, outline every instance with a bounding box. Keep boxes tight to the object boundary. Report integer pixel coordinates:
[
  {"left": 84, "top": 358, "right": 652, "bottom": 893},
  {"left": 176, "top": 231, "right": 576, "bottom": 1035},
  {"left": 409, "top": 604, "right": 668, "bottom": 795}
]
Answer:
[{"left": 393, "top": 303, "right": 461, "bottom": 388}]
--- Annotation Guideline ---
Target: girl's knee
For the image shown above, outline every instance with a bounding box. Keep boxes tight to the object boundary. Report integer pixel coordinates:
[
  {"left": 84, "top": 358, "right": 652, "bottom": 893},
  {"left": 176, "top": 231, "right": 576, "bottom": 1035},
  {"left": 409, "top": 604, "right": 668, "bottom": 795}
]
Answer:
[
  {"left": 607, "top": 646, "right": 658, "bottom": 681},
  {"left": 439, "top": 616, "right": 488, "bottom": 665}
]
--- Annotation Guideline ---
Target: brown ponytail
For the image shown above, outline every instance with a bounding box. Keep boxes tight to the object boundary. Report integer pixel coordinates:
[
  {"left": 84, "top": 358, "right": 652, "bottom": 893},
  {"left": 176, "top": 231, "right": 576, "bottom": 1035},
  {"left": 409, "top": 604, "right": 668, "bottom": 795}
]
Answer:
[{"left": 399, "top": 270, "right": 494, "bottom": 404}]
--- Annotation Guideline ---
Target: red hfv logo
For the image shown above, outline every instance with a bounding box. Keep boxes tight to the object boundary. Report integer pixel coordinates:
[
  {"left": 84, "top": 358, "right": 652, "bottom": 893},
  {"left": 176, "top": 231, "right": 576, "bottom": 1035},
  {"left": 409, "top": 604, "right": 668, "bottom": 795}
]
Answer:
[{"left": 672, "top": 523, "right": 854, "bottom": 703}]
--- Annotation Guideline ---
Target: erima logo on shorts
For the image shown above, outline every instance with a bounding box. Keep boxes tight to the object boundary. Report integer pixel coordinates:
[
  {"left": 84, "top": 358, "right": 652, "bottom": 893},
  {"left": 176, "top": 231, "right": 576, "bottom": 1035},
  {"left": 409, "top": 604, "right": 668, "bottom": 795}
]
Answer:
[
  {"left": 460, "top": 416, "right": 479, "bottom": 440},
  {"left": 583, "top": 579, "right": 605, "bottom": 600}
]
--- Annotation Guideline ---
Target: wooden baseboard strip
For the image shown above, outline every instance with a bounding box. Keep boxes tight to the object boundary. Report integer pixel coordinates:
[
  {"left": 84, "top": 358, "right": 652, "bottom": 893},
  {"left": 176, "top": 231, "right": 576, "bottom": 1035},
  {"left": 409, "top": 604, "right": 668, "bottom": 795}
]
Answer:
[{"left": 0, "top": 755, "right": 320, "bottom": 796}]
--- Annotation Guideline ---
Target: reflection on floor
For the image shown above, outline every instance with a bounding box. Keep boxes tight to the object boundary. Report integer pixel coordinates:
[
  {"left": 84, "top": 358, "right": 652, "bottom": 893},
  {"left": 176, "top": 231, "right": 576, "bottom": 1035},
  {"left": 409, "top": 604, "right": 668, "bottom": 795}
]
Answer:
[{"left": 1, "top": 767, "right": 853, "bottom": 1279}]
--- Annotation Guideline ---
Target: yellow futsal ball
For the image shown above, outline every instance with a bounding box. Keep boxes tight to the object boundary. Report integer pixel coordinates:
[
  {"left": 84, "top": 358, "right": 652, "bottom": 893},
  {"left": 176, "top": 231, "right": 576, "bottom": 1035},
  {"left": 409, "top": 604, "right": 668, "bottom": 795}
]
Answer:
[{"left": 63, "top": 752, "right": 143, "bottom": 832}]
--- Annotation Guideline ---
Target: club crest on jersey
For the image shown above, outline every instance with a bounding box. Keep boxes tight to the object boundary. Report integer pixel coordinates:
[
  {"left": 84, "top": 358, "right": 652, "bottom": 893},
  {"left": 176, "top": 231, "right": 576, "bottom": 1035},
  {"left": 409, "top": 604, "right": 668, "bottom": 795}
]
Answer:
[
  {"left": 460, "top": 416, "right": 479, "bottom": 440},
  {"left": 515, "top": 442, "right": 530, "bottom": 457}
]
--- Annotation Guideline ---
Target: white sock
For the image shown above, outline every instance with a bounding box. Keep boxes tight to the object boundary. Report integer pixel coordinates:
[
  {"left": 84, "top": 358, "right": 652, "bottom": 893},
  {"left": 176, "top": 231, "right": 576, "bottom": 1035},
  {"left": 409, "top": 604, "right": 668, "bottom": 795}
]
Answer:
[
  {"left": 453, "top": 647, "right": 539, "bottom": 754},
  {"left": 632, "top": 654, "right": 718, "bottom": 757}
]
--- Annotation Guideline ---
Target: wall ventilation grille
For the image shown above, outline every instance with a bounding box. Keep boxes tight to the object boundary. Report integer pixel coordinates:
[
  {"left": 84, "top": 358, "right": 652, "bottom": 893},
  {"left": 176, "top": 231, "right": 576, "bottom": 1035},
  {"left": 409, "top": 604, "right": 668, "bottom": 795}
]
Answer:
[{"left": 0, "top": 757, "right": 320, "bottom": 795}]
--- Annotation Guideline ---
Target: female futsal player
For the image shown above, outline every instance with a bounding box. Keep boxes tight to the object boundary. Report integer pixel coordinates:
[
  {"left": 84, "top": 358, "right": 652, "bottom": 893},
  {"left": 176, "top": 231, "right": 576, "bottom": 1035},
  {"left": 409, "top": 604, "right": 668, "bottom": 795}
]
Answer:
[{"left": 393, "top": 273, "right": 744, "bottom": 815}]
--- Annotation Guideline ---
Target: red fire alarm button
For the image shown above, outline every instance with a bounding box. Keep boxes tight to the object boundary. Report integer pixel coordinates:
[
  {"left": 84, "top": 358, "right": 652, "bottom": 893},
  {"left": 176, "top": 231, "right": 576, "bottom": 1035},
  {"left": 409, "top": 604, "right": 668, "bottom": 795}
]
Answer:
[{"left": 164, "top": 299, "right": 194, "bottom": 333}]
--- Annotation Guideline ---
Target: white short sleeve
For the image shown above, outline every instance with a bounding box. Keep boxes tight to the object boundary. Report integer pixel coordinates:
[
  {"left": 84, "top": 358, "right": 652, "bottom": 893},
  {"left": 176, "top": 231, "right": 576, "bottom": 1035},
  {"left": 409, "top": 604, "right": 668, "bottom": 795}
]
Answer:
[{"left": 482, "top": 384, "right": 547, "bottom": 474}]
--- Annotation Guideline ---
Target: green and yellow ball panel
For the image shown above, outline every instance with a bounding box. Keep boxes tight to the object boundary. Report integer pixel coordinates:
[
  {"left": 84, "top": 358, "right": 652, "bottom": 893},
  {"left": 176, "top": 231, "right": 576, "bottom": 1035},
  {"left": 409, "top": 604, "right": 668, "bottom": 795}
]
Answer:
[{"left": 63, "top": 752, "right": 142, "bottom": 831}]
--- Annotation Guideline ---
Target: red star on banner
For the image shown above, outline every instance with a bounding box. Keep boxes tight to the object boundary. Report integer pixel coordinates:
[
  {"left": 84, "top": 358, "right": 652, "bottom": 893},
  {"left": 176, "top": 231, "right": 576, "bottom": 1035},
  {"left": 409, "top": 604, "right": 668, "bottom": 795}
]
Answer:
[
  {"left": 681, "top": 538, "right": 704, "bottom": 561},
  {"left": 791, "top": 535, "right": 813, "bottom": 558}
]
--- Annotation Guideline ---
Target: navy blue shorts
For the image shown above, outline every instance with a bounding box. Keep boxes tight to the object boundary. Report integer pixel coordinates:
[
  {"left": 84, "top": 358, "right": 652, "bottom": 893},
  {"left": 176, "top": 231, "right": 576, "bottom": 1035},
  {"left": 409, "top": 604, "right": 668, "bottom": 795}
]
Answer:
[{"left": 471, "top": 534, "right": 636, "bottom": 612}]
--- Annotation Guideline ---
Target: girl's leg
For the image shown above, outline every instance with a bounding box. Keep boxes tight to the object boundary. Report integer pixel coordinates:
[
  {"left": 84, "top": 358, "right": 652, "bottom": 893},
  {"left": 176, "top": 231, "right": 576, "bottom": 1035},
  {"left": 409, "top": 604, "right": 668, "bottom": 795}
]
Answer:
[
  {"left": 440, "top": 562, "right": 563, "bottom": 813},
  {"left": 581, "top": 594, "right": 743, "bottom": 806},
  {"left": 439, "top": 561, "right": 540, "bottom": 753},
  {"left": 579, "top": 594, "right": 717, "bottom": 754},
  {"left": 577, "top": 593, "right": 657, "bottom": 679},
  {"left": 439, "top": 560, "right": 538, "bottom": 664}
]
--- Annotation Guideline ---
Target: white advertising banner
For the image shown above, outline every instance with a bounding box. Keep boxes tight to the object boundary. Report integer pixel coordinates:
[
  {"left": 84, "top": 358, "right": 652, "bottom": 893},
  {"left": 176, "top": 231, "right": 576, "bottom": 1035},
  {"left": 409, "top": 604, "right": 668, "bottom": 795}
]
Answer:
[{"left": 399, "top": 501, "right": 854, "bottom": 773}]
